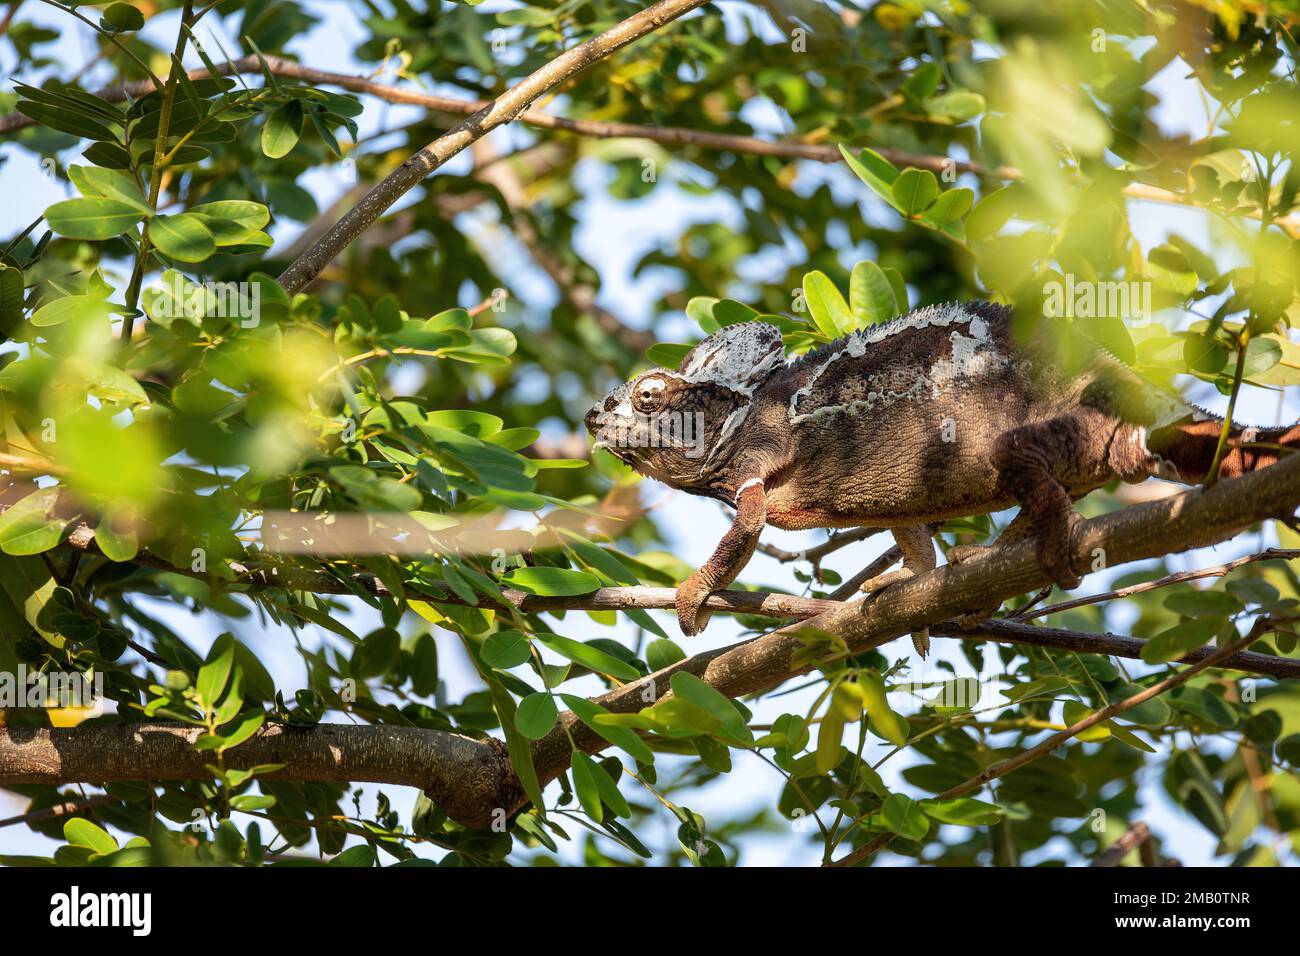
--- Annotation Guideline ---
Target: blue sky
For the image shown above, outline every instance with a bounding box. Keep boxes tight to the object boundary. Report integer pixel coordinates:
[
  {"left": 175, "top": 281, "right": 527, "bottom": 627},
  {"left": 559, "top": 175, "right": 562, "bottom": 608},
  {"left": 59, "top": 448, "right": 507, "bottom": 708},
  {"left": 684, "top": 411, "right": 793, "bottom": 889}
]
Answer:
[{"left": 2, "top": 1, "right": 1296, "bottom": 866}]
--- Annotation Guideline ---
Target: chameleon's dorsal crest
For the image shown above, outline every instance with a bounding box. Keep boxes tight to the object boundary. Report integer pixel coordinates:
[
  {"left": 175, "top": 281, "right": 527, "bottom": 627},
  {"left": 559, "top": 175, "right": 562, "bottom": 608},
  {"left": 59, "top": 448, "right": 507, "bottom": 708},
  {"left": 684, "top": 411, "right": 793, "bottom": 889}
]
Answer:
[{"left": 678, "top": 322, "right": 784, "bottom": 395}]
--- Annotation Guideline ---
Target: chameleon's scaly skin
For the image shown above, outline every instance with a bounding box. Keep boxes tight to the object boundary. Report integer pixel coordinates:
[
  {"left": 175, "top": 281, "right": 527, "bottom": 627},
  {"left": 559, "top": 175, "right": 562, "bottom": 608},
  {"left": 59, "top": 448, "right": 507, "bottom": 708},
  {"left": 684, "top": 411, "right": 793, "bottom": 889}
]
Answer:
[{"left": 585, "top": 302, "right": 1300, "bottom": 647}]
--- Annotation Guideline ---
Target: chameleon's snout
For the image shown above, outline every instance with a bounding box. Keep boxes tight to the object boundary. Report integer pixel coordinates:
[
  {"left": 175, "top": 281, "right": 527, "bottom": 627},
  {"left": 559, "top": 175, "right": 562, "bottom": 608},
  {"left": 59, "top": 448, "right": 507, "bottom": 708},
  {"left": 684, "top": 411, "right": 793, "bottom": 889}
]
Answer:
[{"left": 586, "top": 382, "right": 633, "bottom": 444}]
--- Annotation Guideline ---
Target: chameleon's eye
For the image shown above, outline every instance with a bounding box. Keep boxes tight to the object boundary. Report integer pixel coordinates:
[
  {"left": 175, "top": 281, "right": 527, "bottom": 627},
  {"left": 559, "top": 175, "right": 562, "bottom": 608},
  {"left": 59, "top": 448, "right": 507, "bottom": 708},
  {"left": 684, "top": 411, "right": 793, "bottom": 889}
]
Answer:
[{"left": 632, "top": 376, "right": 668, "bottom": 413}]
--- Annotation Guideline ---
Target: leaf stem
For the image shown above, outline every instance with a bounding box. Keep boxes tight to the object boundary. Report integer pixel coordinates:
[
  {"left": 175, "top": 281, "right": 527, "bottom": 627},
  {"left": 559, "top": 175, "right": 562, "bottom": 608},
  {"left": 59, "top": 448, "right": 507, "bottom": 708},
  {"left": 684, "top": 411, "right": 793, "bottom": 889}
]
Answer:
[{"left": 1203, "top": 327, "right": 1250, "bottom": 488}]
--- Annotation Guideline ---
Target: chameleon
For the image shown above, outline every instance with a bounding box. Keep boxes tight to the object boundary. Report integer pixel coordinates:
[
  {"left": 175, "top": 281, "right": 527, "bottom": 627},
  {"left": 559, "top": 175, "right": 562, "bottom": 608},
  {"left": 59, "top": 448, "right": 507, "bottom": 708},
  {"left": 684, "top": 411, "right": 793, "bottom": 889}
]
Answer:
[{"left": 584, "top": 301, "right": 1300, "bottom": 654}]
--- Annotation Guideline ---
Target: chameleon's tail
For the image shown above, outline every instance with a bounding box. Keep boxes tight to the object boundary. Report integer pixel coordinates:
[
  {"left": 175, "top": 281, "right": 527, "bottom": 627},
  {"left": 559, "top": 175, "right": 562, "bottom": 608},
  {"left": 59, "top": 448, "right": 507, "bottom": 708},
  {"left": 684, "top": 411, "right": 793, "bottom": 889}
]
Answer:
[{"left": 1144, "top": 414, "right": 1300, "bottom": 483}]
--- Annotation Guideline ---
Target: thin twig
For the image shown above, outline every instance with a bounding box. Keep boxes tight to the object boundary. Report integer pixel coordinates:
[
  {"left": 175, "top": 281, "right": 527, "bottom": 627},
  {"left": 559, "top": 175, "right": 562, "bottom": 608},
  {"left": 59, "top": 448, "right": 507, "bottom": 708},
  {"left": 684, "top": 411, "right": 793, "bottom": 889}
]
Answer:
[
  {"left": 1019, "top": 548, "right": 1300, "bottom": 622},
  {"left": 756, "top": 528, "right": 879, "bottom": 564},
  {"left": 0, "top": 794, "right": 117, "bottom": 829},
  {"left": 4, "top": 55, "right": 1298, "bottom": 238},
  {"left": 1091, "top": 821, "right": 1154, "bottom": 867}
]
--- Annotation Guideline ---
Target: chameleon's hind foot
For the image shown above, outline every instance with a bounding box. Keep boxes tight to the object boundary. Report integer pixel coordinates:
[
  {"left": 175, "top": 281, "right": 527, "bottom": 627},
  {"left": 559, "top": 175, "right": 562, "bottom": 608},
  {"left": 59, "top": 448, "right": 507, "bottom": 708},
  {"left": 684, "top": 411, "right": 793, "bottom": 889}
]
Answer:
[
  {"left": 1029, "top": 494, "right": 1085, "bottom": 591},
  {"left": 858, "top": 568, "right": 930, "bottom": 658},
  {"left": 858, "top": 567, "right": 914, "bottom": 593},
  {"left": 947, "top": 542, "right": 994, "bottom": 566}
]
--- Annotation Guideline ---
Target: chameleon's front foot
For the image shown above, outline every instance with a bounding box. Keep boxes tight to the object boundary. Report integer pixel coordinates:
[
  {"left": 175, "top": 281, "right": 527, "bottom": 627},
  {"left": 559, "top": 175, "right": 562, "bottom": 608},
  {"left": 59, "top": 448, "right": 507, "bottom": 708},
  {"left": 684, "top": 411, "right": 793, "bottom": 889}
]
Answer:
[{"left": 675, "top": 570, "right": 714, "bottom": 636}]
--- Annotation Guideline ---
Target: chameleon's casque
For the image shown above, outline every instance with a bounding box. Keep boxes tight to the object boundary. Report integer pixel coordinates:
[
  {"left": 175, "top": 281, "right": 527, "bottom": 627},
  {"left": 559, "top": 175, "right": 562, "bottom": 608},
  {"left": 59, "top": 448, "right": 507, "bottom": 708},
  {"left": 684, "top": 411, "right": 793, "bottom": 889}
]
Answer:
[{"left": 586, "top": 301, "right": 1300, "bottom": 650}]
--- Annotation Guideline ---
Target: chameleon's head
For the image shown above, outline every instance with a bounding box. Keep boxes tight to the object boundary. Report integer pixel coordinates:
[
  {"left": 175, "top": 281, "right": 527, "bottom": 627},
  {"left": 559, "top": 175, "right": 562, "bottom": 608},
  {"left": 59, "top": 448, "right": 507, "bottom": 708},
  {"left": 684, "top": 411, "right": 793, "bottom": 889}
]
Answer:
[{"left": 585, "top": 322, "right": 784, "bottom": 487}]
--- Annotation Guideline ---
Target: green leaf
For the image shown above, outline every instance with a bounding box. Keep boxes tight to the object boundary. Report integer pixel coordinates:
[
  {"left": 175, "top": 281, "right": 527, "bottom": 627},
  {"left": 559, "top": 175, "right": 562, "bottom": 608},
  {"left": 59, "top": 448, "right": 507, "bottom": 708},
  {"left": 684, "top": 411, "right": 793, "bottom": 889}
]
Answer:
[
  {"left": 1241, "top": 336, "right": 1283, "bottom": 378},
  {"left": 535, "top": 633, "right": 639, "bottom": 681},
  {"left": 891, "top": 168, "right": 939, "bottom": 217},
  {"left": 196, "top": 634, "right": 236, "bottom": 709},
  {"left": 646, "top": 343, "right": 694, "bottom": 368},
  {"left": 848, "top": 260, "right": 898, "bottom": 326},
  {"left": 31, "top": 293, "right": 111, "bottom": 328},
  {"left": 562, "top": 694, "right": 655, "bottom": 764},
  {"left": 497, "top": 6, "right": 552, "bottom": 25},
  {"left": 670, "top": 671, "right": 752, "bottom": 744},
  {"left": 815, "top": 706, "right": 844, "bottom": 773},
  {"left": 149, "top": 213, "right": 216, "bottom": 262},
  {"left": 64, "top": 818, "right": 118, "bottom": 855},
  {"left": 802, "top": 270, "right": 852, "bottom": 338},
  {"left": 839, "top": 144, "right": 899, "bottom": 207},
  {"left": 16, "top": 99, "right": 117, "bottom": 141},
  {"left": 515, "top": 692, "right": 559, "bottom": 740},
  {"left": 219, "top": 710, "right": 264, "bottom": 752},
  {"left": 329, "top": 465, "right": 423, "bottom": 511},
  {"left": 859, "top": 671, "right": 909, "bottom": 746},
  {"left": 480, "top": 666, "right": 545, "bottom": 816},
  {"left": 1163, "top": 589, "right": 1243, "bottom": 618},
  {"left": 482, "top": 630, "right": 531, "bottom": 668},
  {"left": 881, "top": 793, "right": 930, "bottom": 840},
  {"left": 94, "top": 512, "right": 138, "bottom": 562},
  {"left": 924, "top": 187, "right": 974, "bottom": 224},
  {"left": 327, "top": 844, "right": 375, "bottom": 867},
  {"left": 590, "top": 757, "right": 631, "bottom": 818},
  {"left": 1062, "top": 699, "right": 1111, "bottom": 741},
  {"left": 1141, "top": 617, "right": 1220, "bottom": 664},
  {"left": 230, "top": 794, "right": 277, "bottom": 812},
  {"left": 45, "top": 197, "right": 144, "bottom": 240},
  {"left": 965, "top": 186, "right": 1020, "bottom": 242},
  {"left": 0, "top": 488, "right": 64, "bottom": 555},
  {"left": 570, "top": 750, "right": 605, "bottom": 822},
  {"left": 645, "top": 638, "right": 686, "bottom": 671},
  {"left": 501, "top": 566, "right": 600, "bottom": 596},
  {"left": 920, "top": 797, "right": 1003, "bottom": 826},
  {"left": 353, "top": 627, "right": 400, "bottom": 679},
  {"left": 261, "top": 100, "right": 305, "bottom": 159},
  {"left": 67, "top": 165, "right": 149, "bottom": 211},
  {"left": 923, "top": 90, "right": 986, "bottom": 122},
  {"left": 426, "top": 409, "right": 502, "bottom": 438},
  {"left": 100, "top": 2, "right": 145, "bottom": 31}
]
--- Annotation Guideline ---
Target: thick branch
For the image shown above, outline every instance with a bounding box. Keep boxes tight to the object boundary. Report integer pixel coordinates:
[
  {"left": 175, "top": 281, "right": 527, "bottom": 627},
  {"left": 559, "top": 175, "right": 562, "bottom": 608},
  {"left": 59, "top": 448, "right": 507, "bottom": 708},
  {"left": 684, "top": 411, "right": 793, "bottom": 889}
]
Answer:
[{"left": 0, "top": 722, "right": 515, "bottom": 828}]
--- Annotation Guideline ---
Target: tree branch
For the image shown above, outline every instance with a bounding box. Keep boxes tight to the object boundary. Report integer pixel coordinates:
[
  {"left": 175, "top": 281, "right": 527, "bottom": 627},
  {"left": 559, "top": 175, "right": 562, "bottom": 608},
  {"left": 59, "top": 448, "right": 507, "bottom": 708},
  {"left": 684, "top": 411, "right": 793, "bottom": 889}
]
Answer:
[
  {"left": 829, "top": 619, "right": 1276, "bottom": 866},
  {"left": 932, "top": 618, "right": 1300, "bottom": 679},
  {"left": 6, "top": 53, "right": 1296, "bottom": 238},
  {"left": 1091, "top": 821, "right": 1159, "bottom": 867},
  {"left": 8, "top": 454, "right": 1299, "bottom": 829},
  {"left": 275, "top": 0, "right": 712, "bottom": 292},
  {"left": 1017, "top": 548, "right": 1300, "bottom": 622},
  {"left": 0, "top": 722, "right": 517, "bottom": 829}
]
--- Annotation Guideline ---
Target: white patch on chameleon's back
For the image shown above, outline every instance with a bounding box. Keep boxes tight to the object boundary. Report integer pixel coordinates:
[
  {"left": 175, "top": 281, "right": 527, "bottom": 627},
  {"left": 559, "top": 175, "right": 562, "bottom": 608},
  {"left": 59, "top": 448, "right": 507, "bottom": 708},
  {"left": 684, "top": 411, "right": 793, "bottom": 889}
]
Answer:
[
  {"left": 790, "top": 372, "right": 928, "bottom": 425},
  {"left": 679, "top": 323, "right": 784, "bottom": 396},
  {"left": 926, "top": 315, "right": 1008, "bottom": 396},
  {"left": 788, "top": 302, "right": 1006, "bottom": 421}
]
